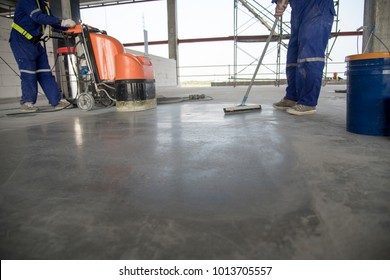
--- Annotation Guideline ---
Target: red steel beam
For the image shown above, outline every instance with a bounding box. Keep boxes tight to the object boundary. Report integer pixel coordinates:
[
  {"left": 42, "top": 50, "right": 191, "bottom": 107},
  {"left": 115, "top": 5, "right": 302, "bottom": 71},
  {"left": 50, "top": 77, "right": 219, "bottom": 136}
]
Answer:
[{"left": 123, "top": 31, "right": 363, "bottom": 47}]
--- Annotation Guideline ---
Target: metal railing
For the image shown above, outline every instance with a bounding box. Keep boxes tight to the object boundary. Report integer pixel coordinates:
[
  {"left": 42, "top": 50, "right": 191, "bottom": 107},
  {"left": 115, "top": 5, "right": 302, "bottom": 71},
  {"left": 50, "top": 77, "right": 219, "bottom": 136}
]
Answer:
[{"left": 178, "top": 61, "right": 347, "bottom": 85}]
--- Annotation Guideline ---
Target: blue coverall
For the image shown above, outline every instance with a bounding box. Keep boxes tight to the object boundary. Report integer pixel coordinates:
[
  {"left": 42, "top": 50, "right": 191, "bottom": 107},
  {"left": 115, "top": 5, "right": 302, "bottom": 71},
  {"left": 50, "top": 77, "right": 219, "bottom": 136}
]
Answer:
[
  {"left": 273, "top": 0, "right": 335, "bottom": 106},
  {"left": 9, "top": 0, "right": 65, "bottom": 106}
]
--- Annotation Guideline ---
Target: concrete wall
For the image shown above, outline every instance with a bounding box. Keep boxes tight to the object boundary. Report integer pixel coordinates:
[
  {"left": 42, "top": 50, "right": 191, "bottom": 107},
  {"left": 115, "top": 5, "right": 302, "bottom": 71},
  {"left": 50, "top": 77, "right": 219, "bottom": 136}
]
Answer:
[
  {"left": 126, "top": 49, "right": 177, "bottom": 87},
  {"left": 0, "top": 16, "right": 56, "bottom": 100},
  {"left": 0, "top": 16, "right": 177, "bottom": 101},
  {"left": 363, "top": 0, "right": 390, "bottom": 53},
  {"left": 0, "top": 16, "right": 21, "bottom": 100}
]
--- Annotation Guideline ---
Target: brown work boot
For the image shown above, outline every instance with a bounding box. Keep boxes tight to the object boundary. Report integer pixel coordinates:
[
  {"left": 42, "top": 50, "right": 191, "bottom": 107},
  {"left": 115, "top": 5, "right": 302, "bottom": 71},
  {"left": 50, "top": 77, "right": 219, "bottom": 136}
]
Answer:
[
  {"left": 286, "top": 104, "right": 316, "bottom": 115},
  {"left": 20, "top": 103, "right": 38, "bottom": 112},
  {"left": 54, "top": 99, "right": 72, "bottom": 110},
  {"left": 273, "top": 98, "right": 297, "bottom": 110}
]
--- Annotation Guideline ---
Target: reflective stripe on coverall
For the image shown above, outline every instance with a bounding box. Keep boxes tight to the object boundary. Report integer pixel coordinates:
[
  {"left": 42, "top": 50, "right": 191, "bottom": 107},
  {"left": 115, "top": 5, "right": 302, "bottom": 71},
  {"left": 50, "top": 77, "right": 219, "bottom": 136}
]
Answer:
[{"left": 9, "top": 0, "right": 63, "bottom": 106}]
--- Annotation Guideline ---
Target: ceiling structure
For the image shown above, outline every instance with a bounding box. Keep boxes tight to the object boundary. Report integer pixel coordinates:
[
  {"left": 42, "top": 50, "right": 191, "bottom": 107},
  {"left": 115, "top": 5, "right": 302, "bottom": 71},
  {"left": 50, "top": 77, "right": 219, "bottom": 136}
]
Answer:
[
  {"left": 0, "top": 0, "right": 160, "bottom": 16},
  {"left": 79, "top": 0, "right": 160, "bottom": 8}
]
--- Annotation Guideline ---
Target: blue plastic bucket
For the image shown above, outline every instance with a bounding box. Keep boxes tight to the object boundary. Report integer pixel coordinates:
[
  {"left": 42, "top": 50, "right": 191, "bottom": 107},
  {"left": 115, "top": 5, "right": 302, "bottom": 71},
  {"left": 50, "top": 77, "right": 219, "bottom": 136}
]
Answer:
[{"left": 346, "top": 52, "right": 390, "bottom": 136}]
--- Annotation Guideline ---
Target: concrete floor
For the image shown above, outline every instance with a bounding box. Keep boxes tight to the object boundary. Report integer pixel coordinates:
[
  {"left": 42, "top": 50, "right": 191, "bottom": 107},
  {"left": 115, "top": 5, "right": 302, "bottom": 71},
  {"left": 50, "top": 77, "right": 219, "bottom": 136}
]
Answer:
[{"left": 0, "top": 85, "right": 389, "bottom": 260}]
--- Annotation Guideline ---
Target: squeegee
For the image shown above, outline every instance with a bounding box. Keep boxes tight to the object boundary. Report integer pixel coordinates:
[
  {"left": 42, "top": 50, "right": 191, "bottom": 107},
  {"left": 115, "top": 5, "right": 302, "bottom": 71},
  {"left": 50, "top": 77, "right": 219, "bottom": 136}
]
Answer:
[{"left": 224, "top": 0, "right": 286, "bottom": 114}]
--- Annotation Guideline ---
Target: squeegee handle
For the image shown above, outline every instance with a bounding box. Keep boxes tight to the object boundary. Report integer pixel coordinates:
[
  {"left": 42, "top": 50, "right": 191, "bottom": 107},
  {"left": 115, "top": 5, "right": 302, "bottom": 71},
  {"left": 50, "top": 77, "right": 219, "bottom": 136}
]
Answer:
[{"left": 241, "top": 0, "right": 286, "bottom": 105}]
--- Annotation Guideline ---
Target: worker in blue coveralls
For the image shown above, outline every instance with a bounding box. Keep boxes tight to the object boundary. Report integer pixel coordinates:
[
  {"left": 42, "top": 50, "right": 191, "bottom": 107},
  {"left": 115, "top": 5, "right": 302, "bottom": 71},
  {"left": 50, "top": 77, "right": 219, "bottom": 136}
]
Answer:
[
  {"left": 9, "top": 0, "right": 76, "bottom": 112},
  {"left": 272, "top": 0, "right": 335, "bottom": 115}
]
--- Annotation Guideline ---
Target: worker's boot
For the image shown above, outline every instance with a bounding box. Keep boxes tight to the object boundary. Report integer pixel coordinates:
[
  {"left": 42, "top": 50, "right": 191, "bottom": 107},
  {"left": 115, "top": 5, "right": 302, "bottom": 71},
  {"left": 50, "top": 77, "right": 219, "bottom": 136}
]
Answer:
[
  {"left": 20, "top": 102, "right": 38, "bottom": 112},
  {"left": 273, "top": 98, "right": 297, "bottom": 110},
  {"left": 286, "top": 104, "right": 316, "bottom": 115},
  {"left": 54, "top": 99, "right": 72, "bottom": 110}
]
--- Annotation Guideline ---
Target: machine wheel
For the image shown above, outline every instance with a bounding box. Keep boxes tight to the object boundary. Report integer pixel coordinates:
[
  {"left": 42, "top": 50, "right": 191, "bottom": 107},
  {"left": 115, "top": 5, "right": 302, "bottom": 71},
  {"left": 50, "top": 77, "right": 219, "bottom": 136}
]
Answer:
[
  {"left": 77, "top": 93, "right": 95, "bottom": 111},
  {"left": 99, "top": 90, "right": 115, "bottom": 107}
]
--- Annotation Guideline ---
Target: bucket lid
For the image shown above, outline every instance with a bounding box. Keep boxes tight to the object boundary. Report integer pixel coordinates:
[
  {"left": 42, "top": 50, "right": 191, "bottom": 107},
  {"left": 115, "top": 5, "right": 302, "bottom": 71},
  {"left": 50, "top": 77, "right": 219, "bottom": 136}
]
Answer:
[{"left": 346, "top": 52, "right": 390, "bottom": 62}]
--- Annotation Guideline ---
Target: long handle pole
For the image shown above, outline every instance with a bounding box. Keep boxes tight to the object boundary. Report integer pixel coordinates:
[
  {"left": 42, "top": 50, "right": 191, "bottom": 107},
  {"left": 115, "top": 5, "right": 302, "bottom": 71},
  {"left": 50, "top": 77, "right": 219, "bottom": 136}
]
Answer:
[{"left": 240, "top": 0, "right": 286, "bottom": 105}]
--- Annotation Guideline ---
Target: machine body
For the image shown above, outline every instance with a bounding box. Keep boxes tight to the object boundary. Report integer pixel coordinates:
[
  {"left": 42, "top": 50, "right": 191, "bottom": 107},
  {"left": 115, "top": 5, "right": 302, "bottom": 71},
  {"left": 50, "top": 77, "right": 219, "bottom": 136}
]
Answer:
[{"left": 58, "top": 24, "right": 156, "bottom": 111}]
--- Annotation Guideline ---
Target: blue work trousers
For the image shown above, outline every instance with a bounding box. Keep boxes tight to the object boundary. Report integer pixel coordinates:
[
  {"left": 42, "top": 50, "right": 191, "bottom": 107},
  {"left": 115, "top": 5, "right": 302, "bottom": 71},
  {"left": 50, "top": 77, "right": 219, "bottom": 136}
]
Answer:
[
  {"left": 285, "top": 0, "right": 335, "bottom": 106},
  {"left": 10, "top": 32, "right": 61, "bottom": 106}
]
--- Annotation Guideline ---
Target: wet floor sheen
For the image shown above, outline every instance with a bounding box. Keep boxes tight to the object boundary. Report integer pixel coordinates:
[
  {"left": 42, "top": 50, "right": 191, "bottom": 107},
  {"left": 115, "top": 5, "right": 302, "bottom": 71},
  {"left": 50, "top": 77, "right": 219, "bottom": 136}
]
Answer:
[{"left": 0, "top": 85, "right": 389, "bottom": 259}]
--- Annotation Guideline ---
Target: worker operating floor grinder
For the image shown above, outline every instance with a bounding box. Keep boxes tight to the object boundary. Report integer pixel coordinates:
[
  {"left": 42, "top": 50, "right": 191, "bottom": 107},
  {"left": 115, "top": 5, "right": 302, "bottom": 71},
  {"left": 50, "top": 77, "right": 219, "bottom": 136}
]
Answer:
[{"left": 57, "top": 24, "right": 156, "bottom": 111}]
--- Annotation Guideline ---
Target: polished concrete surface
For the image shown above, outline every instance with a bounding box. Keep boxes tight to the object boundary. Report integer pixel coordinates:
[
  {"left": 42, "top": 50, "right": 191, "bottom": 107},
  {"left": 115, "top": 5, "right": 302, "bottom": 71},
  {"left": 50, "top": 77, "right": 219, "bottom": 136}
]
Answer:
[{"left": 0, "top": 85, "right": 389, "bottom": 260}]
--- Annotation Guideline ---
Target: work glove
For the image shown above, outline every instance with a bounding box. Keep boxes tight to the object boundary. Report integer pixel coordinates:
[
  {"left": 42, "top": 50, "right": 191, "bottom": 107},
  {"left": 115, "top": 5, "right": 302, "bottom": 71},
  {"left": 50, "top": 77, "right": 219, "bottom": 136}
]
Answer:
[
  {"left": 61, "top": 19, "right": 76, "bottom": 28},
  {"left": 275, "top": 0, "right": 289, "bottom": 17}
]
